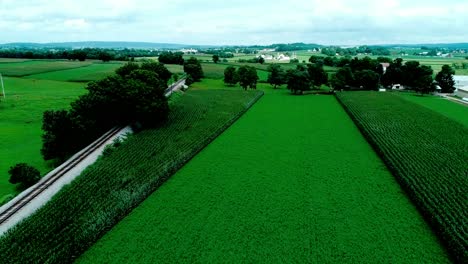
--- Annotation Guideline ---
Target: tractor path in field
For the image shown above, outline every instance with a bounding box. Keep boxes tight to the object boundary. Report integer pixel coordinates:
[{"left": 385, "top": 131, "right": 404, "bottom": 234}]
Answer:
[{"left": 79, "top": 89, "right": 449, "bottom": 263}]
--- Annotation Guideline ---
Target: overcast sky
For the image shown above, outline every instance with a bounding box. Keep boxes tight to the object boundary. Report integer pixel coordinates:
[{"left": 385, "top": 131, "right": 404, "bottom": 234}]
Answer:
[{"left": 0, "top": 0, "right": 467, "bottom": 45}]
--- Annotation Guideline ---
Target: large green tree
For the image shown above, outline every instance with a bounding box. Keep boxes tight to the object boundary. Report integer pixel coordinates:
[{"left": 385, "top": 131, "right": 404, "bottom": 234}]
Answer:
[
  {"left": 354, "top": 70, "right": 380, "bottom": 90},
  {"left": 212, "top": 54, "right": 220, "bottom": 64},
  {"left": 435, "top": 65, "right": 456, "bottom": 93},
  {"left": 331, "top": 67, "right": 354, "bottom": 90},
  {"left": 42, "top": 63, "right": 169, "bottom": 161},
  {"left": 238, "top": 65, "right": 258, "bottom": 90},
  {"left": 184, "top": 57, "right": 204, "bottom": 83},
  {"left": 223, "top": 66, "right": 238, "bottom": 86},
  {"left": 267, "top": 64, "right": 285, "bottom": 89},
  {"left": 307, "top": 64, "right": 328, "bottom": 89},
  {"left": 286, "top": 67, "right": 310, "bottom": 94}
]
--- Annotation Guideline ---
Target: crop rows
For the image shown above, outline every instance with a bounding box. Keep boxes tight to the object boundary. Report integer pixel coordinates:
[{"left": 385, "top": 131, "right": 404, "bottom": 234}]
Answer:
[
  {"left": 0, "top": 89, "right": 263, "bottom": 264},
  {"left": 335, "top": 91, "right": 467, "bottom": 262}
]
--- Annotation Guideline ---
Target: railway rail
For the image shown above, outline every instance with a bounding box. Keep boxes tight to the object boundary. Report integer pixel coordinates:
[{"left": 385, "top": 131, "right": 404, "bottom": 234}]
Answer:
[
  {"left": 0, "top": 77, "right": 186, "bottom": 228},
  {"left": 0, "top": 126, "right": 124, "bottom": 225}
]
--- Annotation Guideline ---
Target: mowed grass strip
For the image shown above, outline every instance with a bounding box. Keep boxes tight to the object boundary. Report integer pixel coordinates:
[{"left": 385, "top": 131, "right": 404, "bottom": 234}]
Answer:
[
  {"left": 336, "top": 91, "right": 467, "bottom": 262},
  {"left": 396, "top": 92, "right": 468, "bottom": 127},
  {"left": 79, "top": 89, "right": 448, "bottom": 263},
  {"left": 25, "top": 63, "right": 124, "bottom": 82},
  {"left": 0, "top": 77, "right": 85, "bottom": 200},
  {"left": 0, "top": 60, "right": 92, "bottom": 77},
  {"left": 0, "top": 89, "right": 263, "bottom": 264}
]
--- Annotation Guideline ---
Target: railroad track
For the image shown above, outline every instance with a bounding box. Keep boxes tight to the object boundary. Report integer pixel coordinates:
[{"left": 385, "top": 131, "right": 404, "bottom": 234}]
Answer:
[
  {"left": 0, "top": 79, "right": 186, "bottom": 226},
  {"left": 0, "top": 126, "right": 124, "bottom": 225}
]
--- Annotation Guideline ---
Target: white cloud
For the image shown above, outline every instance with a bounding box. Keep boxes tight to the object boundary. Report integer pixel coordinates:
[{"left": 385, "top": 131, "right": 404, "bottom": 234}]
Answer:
[{"left": 0, "top": 0, "right": 467, "bottom": 45}]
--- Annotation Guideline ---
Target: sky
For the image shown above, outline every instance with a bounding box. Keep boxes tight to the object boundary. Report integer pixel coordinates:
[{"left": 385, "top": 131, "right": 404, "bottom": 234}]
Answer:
[{"left": 0, "top": 0, "right": 467, "bottom": 45}]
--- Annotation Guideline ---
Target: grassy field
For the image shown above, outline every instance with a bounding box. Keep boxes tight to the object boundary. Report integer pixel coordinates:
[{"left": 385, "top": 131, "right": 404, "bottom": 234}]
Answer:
[
  {"left": 0, "top": 60, "right": 92, "bottom": 77},
  {"left": 25, "top": 63, "right": 124, "bottom": 82},
  {"left": 396, "top": 92, "right": 468, "bottom": 127},
  {"left": 0, "top": 89, "right": 263, "bottom": 264},
  {"left": 200, "top": 62, "right": 269, "bottom": 81},
  {"left": 336, "top": 92, "right": 468, "bottom": 262},
  {"left": 0, "top": 77, "right": 85, "bottom": 200},
  {"left": 78, "top": 87, "right": 448, "bottom": 263}
]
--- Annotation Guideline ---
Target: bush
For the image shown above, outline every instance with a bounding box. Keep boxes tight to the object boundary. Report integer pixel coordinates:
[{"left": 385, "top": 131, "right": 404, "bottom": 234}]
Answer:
[{"left": 8, "top": 163, "right": 41, "bottom": 189}]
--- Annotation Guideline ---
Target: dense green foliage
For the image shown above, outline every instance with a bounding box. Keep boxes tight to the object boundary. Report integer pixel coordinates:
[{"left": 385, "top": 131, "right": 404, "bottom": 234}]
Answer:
[
  {"left": 0, "top": 89, "right": 263, "bottom": 264},
  {"left": 0, "top": 47, "right": 157, "bottom": 61},
  {"left": 79, "top": 88, "right": 448, "bottom": 263},
  {"left": 335, "top": 92, "right": 468, "bottom": 262},
  {"left": 435, "top": 65, "right": 456, "bottom": 93},
  {"left": 286, "top": 65, "right": 310, "bottom": 94},
  {"left": 8, "top": 163, "right": 40, "bottom": 189},
  {"left": 0, "top": 77, "right": 85, "bottom": 199},
  {"left": 223, "top": 66, "right": 238, "bottom": 86},
  {"left": 237, "top": 65, "right": 258, "bottom": 90},
  {"left": 41, "top": 62, "right": 169, "bottom": 161},
  {"left": 183, "top": 57, "right": 204, "bottom": 84},
  {"left": 381, "top": 58, "right": 434, "bottom": 93},
  {"left": 158, "top": 51, "right": 184, "bottom": 65},
  {"left": 266, "top": 64, "right": 285, "bottom": 89}
]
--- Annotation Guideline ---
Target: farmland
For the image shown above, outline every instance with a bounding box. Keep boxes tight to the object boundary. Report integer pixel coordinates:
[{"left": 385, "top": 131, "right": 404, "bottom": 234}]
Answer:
[
  {"left": 0, "top": 60, "right": 92, "bottom": 76},
  {"left": 396, "top": 92, "right": 468, "bottom": 127},
  {"left": 78, "top": 88, "right": 448, "bottom": 263},
  {"left": 0, "top": 77, "right": 86, "bottom": 200},
  {"left": 336, "top": 92, "right": 468, "bottom": 262},
  {"left": 25, "top": 62, "right": 124, "bottom": 82},
  {"left": 0, "top": 89, "right": 263, "bottom": 263}
]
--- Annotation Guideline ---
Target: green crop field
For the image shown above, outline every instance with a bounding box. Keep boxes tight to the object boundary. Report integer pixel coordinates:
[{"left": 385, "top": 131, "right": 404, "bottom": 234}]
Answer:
[
  {"left": 200, "top": 62, "right": 268, "bottom": 81},
  {"left": 25, "top": 63, "right": 124, "bottom": 82},
  {"left": 163, "top": 64, "right": 184, "bottom": 74},
  {"left": 0, "top": 77, "right": 85, "bottom": 201},
  {"left": 78, "top": 87, "right": 448, "bottom": 263},
  {"left": 0, "top": 89, "right": 263, "bottom": 263},
  {"left": 336, "top": 92, "right": 468, "bottom": 262},
  {"left": 396, "top": 92, "right": 468, "bottom": 127},
  {"left": 0, "top": 58, "right": 32, "bottom": 63},
  {"left": 0, "top": 60, "right": 92, "bottom": 77}
]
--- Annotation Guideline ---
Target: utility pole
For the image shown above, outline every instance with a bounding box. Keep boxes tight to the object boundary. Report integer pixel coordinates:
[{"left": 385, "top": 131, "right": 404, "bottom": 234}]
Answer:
[{"left": 0, "top": 73, "right": 4, "bottom": 99}]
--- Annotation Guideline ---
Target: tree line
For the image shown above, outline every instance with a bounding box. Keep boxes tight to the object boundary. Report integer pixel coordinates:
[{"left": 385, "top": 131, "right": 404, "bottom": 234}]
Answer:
[
  {"left": 330, "top": 56, "right": 455, "bottom": 94},
  {"left": 0, "top": 48, "right": 159, "bottom": 61}
]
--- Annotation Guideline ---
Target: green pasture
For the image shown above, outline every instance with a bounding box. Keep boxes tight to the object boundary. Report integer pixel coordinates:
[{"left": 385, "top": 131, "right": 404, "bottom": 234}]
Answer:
[
  {"left": 396, "top": 92, "right": 468, "bottom": 127},
  {"left": 0, "top": 60, "right": 92, "bottom": 77},
  {"left": 0, "top": 77, "right": 85, "bottom": 200},
  {"left": 25, "top": 63, "right": 124, "bottom": 82},
  {"left": 79, "top": 85, "right": 447, "bottom": 263}
]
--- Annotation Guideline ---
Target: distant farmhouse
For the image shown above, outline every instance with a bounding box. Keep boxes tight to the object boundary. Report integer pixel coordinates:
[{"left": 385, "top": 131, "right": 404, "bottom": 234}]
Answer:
[
  {"left": 258, "top": 52, "right": 297, "bottom": 62},
  {"left": 180, "top": 48, "right": 198, "bottom": 54}
]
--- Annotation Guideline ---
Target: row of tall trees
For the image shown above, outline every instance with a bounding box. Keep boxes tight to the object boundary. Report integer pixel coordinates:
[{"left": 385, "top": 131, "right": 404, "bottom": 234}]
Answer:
[
  {"left": 329, "top": 56, "right": 456, "bottom": 93},
  {"left": 0, "top": 48, "right": 156, "bottom": 61},
  {"left": 265, "top": 64, "right": 328, "bottom": 94},
  {"left": 41, "top": 62, "right": 171, "bottom": 161},
  {"left": 158, "top": 51, "right": 184, "bottom": 65}
]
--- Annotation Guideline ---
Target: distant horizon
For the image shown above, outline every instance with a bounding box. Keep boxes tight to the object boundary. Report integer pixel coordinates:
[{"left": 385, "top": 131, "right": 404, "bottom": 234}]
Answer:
[{"left": 2, "top": 40, "right": 468, "bottom": 48}]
